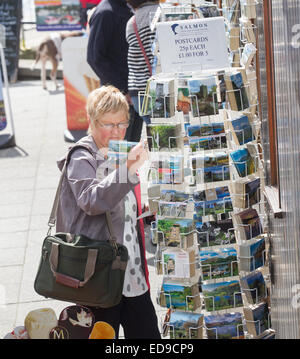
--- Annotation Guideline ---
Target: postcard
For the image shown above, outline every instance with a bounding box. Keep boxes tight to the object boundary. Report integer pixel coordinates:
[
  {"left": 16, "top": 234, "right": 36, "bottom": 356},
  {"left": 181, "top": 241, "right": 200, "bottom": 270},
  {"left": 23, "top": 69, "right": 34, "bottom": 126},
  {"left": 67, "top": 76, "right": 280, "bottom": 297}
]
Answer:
[
  {"left": 150, "top": 156, "right": 184, "bottom": 184},
  {"left": 187, "top": 122, "right": 225, "bottom": 137},
  {"left": 202, "top": 279, "right": 243, "bottom": 311},
  {"left": 145, "top": 78, "right": 175, "bottom": 118},
  {"left": 157, "top": 218, "right": 195, "bottom": 248},
  {"left": 193, "top": 185, "right": 230, "bottom": 202},
  {"left": 228, "top": 114, "right": 254, "bottom": 145},
  {"left": 230, "top": 147, "right": 255, "bottom": 177},
  {"left": 194, "top": 197, "right": 233, "bottom": 217},
  {"left": 198, "top": 4, "right": 220, "bottom": 18},
  {"left": 177, "top": 87, "right": 191, "bottom": 115},
  {"left": 245, "top": 178, "right": 261, "bottom": 206},
  {"left": 195, "top": 218, "right": 236, "bottom": 247},
  {"left": 158, "top": 279, "right": 200, "bottom": 311},
  {"left": 241, "top": 43, "right": 257, "bottom": 68},
  {"left": 230, "top": 177, "right": 260, "bottom": 208},
  {"left": 162, "top": 248, "right": 196, "bottom": 279},
  {"left": 196, "top": 166, "right": 230, "bottom": 183},
  {"left": 239, "top": 269, "right": 267, "bottom": 305},
  {"left": 244, "top": 302, "right": 270, "bottom": 337},
  {"left": 168, "top": 310, "right": 204, "bottom": 339},
  {"left": 108, "top": 140, "right": 138, "bottom": 155},
  {"left": 146, "top": 123, "right": 182, "bottom": 151},
  {"left": 188, "top": 77, "right": 219, "bottom": 117},
  {"left": 160, "top": 189, "right": 189, "bottom": 202},
  {"left": 189, "top": 135, "right": 227, "bottom": 151},
  {"left": 238, "top": 237, "right": 265, "bottom": 272},
  {"left": 199, "top": 247, "right": 238, "bottom": 280},
  {"left": 163, "top": 13, "right": 194, "bottom": 22},
  {"left": 107, "top": 140, "right": 139, "bottom": 164},
  {"left": 225, "top": 71, "right": 250, "bottom": 111},
  {"left": 205, "top": 312, "right": 244, "bottom": 339},
  {"left": 233, "top": 208, "right": 262, "bottom": 241}
]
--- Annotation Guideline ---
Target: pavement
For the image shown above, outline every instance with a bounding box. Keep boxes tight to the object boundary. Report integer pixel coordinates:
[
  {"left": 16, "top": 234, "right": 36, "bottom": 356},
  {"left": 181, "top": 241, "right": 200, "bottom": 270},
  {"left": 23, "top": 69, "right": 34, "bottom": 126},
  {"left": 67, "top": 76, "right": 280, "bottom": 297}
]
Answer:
[{"left": 0, "top": 77, "right": 165, "bottom": 339}]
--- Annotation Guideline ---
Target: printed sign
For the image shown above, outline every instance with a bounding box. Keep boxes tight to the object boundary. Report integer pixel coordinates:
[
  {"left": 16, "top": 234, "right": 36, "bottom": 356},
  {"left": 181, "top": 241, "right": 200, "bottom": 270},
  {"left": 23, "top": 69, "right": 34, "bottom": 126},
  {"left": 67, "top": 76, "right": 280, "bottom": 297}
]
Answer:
[
  {"left": 0, "top": 0, "right": 22, "bottom": 82},
  {"left": 156, "top": 17, "right": 230, "bottom": 73},
  {"left": 62, "top": 36, "right": 100, "bottom": 131},
  {"left": 34, "top": 0, "right": 81, "bottom": 31}
]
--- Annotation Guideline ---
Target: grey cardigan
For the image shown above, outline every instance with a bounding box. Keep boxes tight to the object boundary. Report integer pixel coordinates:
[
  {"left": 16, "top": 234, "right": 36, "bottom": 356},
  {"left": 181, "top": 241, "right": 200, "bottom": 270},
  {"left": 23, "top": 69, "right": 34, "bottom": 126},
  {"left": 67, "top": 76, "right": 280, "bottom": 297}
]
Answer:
[{"left": 56, "top": 135, "right": 139, "bottom": 244}]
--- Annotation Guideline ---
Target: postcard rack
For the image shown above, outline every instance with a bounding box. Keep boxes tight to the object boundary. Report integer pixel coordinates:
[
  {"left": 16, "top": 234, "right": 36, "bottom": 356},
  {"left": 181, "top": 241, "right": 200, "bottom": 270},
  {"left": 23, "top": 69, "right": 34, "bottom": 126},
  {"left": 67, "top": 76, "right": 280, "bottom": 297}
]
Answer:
[{"left": 143, "top": 0, "right": 273, "bottom": 339}]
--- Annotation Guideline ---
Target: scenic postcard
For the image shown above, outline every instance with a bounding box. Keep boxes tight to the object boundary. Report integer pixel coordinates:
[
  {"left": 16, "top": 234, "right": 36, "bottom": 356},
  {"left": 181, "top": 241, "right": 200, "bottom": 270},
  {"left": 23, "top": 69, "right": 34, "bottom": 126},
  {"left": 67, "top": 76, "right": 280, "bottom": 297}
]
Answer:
[
  {"left": 239, "top": 237, "right": 265, "bottom": 272},
  {"left": 157, "top": 218, "right": 194, "bottom": 248},
  {"left": 160, "top": 189, "right": 189, "bottom": 202},
  {"left": 168, "top": 311, "right": 204, "bottom": 339},
  {"left": 230, "top": 114, "right": 254, "bottom": 145},
  {"left": 194, "top": 197, "right": 233, "bottom": 216},
  {"left": 188, "top": 77, "right": 219, "bottom": 117},
  {"left": 108, "top": 140, "right": 138, "bottom": 154},
  {"left": 225, "top": 71, "right": 250, "bottom": 111},
  {"left": 199, "top": 247, "right": 238, "bottom": 280},
  {"left": 146, "top": 123, "right": 181, "bottom": 151},
  {"left": 234, "top": 208, "right": 262, "bottom": 241},
  {"left": 245, "top": 178, "right": 261, "bottom": 206},
  {"left": 196, "top": 166, "right": 230, "bottom": 183},
  {"left": 240, "top": 269, "right": 266, "bottom": 305},
  {"left": 193, "top": 185, "right": 230, "bottom": 202},
  {"left": 158, "top": 202, "right": 187, "bottom": 218},
  {"left": 147, "top": 79, "right": 175, "bottom": 118},
  {"left": 187, "top": 122, "right": 225, "bottom": 137},
  {"left": 159, "top": 280, "right": 200, "bottom": 311},
  {"left": 189, "top": 134, "right": 227, "bottom": 151},
  {"left": 244, "top": 302, "right": 270, "bottom": 337},
  {"left": 107, "top": 140, "right": 139, "bottom": 164},
  {"left": 202, "top": 279, "right": 243, "bottom": 311},
  {"left": 192, "top": 152, "right": 229, "bottom": 183},
  {"left": 163, "top": 13, "right": 195, "bottom": 21},
  {"left": 204, "top": 312, "right": 244, "bottom": 339},
  {"left": 230, "top": 147, "right": 255, "bottom": 177},
  {"left": 195, "top": 218, "right": 236, "bottom": 247}
]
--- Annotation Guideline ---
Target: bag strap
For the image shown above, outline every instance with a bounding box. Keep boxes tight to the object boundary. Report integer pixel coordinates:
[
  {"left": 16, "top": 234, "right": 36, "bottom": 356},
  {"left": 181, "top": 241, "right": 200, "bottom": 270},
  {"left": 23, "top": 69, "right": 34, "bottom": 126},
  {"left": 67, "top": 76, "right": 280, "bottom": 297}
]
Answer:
[
  {"left": 132, "top": 16, "right": 152, "bottom": 76},
  {"left": 47, "top": 145, "right": 116, "bottom": 244}
]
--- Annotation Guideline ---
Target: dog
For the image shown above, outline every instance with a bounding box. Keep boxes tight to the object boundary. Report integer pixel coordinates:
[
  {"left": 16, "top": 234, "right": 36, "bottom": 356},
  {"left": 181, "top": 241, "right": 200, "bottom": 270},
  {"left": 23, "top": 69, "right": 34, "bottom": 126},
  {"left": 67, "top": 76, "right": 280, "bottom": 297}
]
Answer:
[{"left": 31, "top": 31, "right": 83, "bottom": 90}]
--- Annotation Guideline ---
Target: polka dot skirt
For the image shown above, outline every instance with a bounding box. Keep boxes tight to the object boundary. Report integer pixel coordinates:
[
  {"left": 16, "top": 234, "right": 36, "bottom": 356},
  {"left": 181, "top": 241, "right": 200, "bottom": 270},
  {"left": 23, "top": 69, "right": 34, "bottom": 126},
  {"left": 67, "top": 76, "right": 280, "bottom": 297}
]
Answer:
[{"left": 122, "top": 191, "right": 148, "bottom": 297}]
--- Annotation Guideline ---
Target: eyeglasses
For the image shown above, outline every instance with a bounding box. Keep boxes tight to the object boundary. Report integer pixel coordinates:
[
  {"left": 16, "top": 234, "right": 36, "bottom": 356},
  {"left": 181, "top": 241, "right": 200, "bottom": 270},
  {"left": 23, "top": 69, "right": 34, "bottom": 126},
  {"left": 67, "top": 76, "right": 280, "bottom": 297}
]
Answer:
[{"left": 96, "top": 121, "right": 129, "bottom": 130}]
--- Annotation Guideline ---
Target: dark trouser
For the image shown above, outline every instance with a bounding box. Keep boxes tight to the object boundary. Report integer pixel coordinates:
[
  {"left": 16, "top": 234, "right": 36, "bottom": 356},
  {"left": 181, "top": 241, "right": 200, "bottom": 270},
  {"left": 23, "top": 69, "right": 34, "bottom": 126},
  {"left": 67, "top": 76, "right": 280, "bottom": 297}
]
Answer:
[
  {"left": 87, "top": 291, "right": 161, "bottom": 339},
  {"left": 124, "top": 105, "right": 144, "bottom": 142}
]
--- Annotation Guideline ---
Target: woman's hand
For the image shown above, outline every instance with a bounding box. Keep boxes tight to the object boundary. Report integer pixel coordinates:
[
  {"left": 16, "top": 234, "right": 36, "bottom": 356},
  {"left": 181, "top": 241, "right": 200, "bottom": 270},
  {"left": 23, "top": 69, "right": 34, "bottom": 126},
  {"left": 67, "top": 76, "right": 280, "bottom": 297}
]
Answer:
[{"left": 127, "top": 140, "right": 148, "bottom": 175}]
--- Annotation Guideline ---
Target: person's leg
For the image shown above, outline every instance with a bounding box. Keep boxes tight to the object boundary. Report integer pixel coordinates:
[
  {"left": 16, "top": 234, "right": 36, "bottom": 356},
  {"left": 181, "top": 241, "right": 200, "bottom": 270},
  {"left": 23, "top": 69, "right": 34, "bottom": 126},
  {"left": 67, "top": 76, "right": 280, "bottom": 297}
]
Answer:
[
  {"left": 130, "top": 95, "right": 151, "bottom": 125},
  {"left": 120, "top": 291, "right": 161, "bottom": 339},
  {"left": 85, "top": 299, "right": 123, "bottom": 338},
  {"left": 124, "top": 105, "right": 144, "bottom": 142}
]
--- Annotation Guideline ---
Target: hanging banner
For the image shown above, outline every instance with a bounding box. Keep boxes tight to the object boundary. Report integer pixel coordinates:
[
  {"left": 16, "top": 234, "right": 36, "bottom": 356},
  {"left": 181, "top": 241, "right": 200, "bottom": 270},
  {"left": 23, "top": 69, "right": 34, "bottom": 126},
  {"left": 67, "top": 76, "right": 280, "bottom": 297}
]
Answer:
[
  {"left": 62, "top": 36, "right": 100, "bottom": 141},
  {"left": 0, "top": 0, "right": 22, "bottom": 83},
  {"left": 34, "top": 0, "right": 81, "bottom": 31},
  {"left": 156, "top": 17, "right": 230, "bottom": 73}
]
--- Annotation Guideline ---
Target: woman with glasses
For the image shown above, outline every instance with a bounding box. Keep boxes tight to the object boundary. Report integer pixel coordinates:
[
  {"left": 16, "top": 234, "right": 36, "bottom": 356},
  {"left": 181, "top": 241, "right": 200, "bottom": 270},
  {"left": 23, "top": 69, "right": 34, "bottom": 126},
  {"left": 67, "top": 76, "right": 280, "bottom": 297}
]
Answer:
[{"left": 56, "top": 85, "right": 161, "bottom": 339}]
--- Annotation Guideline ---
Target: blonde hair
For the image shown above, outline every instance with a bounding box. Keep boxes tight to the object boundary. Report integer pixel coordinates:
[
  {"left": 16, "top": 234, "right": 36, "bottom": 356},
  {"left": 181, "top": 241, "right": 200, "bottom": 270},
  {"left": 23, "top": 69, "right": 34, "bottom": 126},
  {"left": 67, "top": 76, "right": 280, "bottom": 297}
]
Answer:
[{"left": 86, "top": 86, "right": 129, "bottom": 130}]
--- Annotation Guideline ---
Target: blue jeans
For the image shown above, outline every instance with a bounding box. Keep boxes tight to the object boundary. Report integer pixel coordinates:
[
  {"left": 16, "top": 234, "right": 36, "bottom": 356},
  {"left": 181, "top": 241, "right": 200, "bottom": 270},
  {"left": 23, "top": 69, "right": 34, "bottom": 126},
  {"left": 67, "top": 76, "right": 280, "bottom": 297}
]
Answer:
[{"left": 130, "top": 95, "right": 151, "bottom": 125}]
